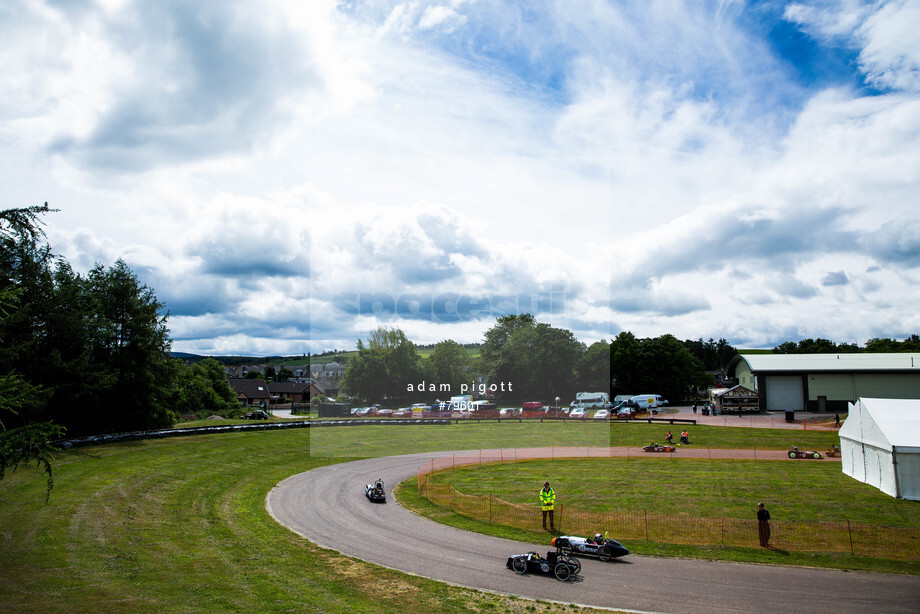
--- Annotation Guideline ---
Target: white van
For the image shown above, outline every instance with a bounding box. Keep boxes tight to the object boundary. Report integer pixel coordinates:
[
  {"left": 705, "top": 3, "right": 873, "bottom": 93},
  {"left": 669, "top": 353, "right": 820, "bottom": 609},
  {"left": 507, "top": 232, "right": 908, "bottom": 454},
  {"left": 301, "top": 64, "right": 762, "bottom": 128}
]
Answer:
[
  {"left": 570, "top": 392, "right": 609, "bottom": 409},
  {"left": 630, "top": 394, "right": 667, "bottom": 410}
]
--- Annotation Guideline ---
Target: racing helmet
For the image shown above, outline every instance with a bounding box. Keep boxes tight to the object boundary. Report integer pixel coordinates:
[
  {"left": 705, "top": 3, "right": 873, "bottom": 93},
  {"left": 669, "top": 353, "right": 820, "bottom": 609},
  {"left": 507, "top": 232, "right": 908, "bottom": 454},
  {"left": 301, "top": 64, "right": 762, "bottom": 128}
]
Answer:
[{"left": 594, "top": 533, "right": 603, "bottom": 543}]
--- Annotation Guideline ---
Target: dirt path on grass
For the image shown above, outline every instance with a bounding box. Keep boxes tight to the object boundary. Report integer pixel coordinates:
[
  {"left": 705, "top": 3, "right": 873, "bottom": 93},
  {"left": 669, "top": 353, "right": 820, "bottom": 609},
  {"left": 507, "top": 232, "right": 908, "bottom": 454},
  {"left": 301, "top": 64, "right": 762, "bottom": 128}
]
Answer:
[{"left": 268, "top": 448, "right": 914, "bottom": 614}]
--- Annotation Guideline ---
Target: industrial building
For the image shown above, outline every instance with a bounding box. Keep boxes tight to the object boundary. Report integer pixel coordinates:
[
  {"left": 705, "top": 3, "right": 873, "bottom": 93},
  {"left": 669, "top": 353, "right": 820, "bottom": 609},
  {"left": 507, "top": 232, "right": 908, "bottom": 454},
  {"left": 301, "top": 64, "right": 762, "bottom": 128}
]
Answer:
[{"left": 727, "top": 353, "right": 920, "bottom": 413}]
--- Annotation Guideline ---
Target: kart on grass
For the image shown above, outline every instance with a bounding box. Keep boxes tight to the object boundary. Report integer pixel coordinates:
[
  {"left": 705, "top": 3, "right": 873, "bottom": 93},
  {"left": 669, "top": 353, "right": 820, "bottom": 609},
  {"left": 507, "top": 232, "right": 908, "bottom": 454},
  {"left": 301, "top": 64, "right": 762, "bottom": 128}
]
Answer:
[
  {"left": 788, "top": 447, "right": 823, "bottom": 459},
  {"left": 365, "top": 478, "right": 386, "bottom": 502},
  {"left": 643, "top": 442, "right": 677, "bottom": 453},
  {"left": 506, "top": 550, "right": 581, "bottom": 581},
  {"left": 552, "top": 533, "right": 629, "bottom": 560}
]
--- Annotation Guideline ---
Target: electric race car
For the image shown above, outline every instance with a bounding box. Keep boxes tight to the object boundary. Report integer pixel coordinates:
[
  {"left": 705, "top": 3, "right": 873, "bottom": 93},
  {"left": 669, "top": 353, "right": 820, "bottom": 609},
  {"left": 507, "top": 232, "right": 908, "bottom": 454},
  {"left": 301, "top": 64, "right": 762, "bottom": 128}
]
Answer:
[
  {"left": 552, "top": 533, "right": 630, "bottom": 561},
  {"left": 506, "top": 550, "right": 581, "bottom": 581},
  {"left": 788, "top": 446, "right": 823, "bottom": 459},
  {"left": 643, "top": 442, "right": 677, "bottom": 453},
  {"left": 365, "top": 478, "right": 386, "bottom": 502}
]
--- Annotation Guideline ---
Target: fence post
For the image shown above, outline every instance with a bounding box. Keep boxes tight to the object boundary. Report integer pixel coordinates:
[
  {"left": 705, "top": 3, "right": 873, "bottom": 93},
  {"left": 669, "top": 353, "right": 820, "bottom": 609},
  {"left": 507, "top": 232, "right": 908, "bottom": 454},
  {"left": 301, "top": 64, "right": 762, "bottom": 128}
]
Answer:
[
  {"left": 644, "top": 510, "right": 649, "bottom": 540},
  {"left": 847, "top": 520, "right": 855, "bottom": 556},
  {"left": 559, "top": 503, "right": 563, "bottom": 533},
  {"left": 489, "top": 494, "right": 492, "bottom": 523}
]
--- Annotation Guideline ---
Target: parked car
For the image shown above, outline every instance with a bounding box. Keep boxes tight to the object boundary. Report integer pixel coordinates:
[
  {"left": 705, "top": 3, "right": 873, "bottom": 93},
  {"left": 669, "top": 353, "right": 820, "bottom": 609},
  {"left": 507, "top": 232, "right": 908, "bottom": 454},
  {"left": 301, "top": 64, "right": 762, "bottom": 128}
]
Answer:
[
  {"left": 499, "top": 407, "right": 522, "bottom": 416},
  {"left": 354, "top": 407, "right": 373, "bottom": 416},
  {"left": 393, "top": 407, "right": 412, "bottom": 417},
  {"left": 593, "top": 409, "right": 610, "bottom": 420},
  {"left": 242, "top": 410, "right": 270, "bottom": 420},
  {"left": 569, "top": 408, "right": 587, "bottom": 419},
  {"left": 374, "top": 408, "right": 394, "bottom": 416}
]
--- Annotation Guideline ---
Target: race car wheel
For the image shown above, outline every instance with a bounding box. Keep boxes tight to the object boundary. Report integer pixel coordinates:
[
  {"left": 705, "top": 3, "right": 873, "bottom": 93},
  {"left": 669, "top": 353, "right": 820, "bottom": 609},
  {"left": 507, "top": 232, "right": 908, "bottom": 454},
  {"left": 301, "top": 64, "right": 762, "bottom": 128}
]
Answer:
[
  {"left": 597, "top": 545, "right": 613, "bottom": 562},
  {"left": 554, "top": 563, "right": 571, "bottom": 581},
  {"left": 813, "top": 452, "right": 821, "bottom": 459},
  {"left": 511, "top": 557, "right": 528, "bottom": 574},
  {"left": 789, "top": 451, "right": 797, "bottom": 458},
  {"left": 557, "top": 542, "right": 573, "bottom": 556},
  {"left": 564, "top": 556, "right": 581, "bottom": 576}
]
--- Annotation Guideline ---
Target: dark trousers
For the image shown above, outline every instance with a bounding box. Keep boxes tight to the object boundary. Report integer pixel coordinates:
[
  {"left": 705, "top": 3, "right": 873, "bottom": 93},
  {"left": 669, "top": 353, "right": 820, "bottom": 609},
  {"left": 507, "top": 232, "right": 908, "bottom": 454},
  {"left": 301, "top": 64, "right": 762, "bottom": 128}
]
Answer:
[
  {"left": 758, "top": 521, "right": 771, "bottom": 547},
  {"left": 542, "top": 509, "right": 554, "bottom": 529}
]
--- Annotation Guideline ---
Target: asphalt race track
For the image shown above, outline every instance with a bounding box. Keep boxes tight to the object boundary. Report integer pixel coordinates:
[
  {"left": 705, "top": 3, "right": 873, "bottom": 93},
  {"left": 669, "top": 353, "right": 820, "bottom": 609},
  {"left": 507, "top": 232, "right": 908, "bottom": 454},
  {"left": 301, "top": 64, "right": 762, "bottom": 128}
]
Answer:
[{"left": 267, "top": 450, "right": 920, "bottom": 614}]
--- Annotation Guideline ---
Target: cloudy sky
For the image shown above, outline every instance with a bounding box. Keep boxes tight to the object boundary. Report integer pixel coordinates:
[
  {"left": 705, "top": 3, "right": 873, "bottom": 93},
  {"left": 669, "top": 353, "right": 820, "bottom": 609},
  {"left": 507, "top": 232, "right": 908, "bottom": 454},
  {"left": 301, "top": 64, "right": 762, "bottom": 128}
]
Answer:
[{"left": 3, "top": 0, "right": 919, "bottom": 355}]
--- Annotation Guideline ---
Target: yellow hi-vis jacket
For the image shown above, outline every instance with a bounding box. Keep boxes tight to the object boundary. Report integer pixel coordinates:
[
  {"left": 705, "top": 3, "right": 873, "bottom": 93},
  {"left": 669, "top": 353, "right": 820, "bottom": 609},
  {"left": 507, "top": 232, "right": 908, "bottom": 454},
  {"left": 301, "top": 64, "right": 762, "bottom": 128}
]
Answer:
[{"left": 540, "top": 487, "right": 555, "bottom": 511}]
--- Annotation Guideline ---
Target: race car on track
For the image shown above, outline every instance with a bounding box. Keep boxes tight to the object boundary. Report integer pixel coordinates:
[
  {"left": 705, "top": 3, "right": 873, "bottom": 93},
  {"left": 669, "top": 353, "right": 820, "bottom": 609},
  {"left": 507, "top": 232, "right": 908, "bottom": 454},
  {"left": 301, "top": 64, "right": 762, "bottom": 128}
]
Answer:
[
  {"left": 825, "top": 445, "right": 841, "bottom": 457},
  {"left": 365, "top": 478, "right": 386, "bottom": 502},
  {"left": 506, "top": 550, "right": 581, "bottom": 581},
  {"left": 552, "top": 533, "right": 630, "bottom": 561},
  {"left": 643, "top": 442, "right": 677, "bottom": 453},
  {"left": 788, "top": 446, "right": 823, "bottom": 459}
]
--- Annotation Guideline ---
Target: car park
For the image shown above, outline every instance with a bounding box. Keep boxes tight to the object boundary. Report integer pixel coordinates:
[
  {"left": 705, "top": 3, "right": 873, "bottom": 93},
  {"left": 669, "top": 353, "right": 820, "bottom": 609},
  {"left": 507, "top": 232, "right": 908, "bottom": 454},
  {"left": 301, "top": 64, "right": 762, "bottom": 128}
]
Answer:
[
  {"left": 552, "top": 534, "right": 629, "bottom": 561},
  {"left": 242, "top": 410, "right": 270, "bottom": 420},
  {"left": 506, "top": 550, "right": 581, "bottom": 581}
]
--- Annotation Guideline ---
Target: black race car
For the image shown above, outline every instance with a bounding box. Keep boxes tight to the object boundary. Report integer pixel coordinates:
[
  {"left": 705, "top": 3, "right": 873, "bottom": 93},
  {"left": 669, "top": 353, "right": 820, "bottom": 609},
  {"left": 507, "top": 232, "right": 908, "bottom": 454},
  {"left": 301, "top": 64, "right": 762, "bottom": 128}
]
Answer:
[
  {"left": 365, "top": 478, "right": 386, "bottom": 503},
  {"left": 506, "top": 550, "right": 581, "bottom": 581},
  {"left": 552, "top": 533, "right": 629, "bottom": 561}
]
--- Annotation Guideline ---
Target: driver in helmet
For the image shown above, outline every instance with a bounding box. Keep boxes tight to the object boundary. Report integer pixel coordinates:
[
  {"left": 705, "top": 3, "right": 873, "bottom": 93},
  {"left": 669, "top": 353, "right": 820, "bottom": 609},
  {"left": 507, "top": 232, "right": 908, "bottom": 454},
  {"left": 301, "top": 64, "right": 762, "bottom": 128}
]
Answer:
[{"left": 594, "top": 533, "right": 603, "bottom": 545}]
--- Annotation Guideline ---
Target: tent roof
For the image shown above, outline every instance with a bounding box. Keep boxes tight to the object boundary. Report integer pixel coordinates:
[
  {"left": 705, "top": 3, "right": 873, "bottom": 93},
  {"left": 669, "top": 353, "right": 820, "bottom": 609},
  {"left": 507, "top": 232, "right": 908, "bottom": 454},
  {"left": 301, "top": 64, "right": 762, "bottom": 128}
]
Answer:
[{"left": 840, "top": 398, "right": 920, "bottom": 450}]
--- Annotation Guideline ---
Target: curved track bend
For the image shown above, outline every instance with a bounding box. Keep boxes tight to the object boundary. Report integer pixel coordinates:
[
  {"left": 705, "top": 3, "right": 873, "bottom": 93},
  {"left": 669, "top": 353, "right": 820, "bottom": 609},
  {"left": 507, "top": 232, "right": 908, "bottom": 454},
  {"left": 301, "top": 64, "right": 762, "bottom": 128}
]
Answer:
[{"left": 267, "top": 449, "right": 919, "bottom": 614}]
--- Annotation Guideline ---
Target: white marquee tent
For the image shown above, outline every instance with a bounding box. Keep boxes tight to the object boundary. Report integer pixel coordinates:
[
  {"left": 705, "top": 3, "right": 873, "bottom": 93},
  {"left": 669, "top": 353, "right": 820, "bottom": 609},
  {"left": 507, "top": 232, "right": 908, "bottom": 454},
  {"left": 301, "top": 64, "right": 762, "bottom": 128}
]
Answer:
[{"left": 839, "top": 398, "right": 920, "bottom": 500}]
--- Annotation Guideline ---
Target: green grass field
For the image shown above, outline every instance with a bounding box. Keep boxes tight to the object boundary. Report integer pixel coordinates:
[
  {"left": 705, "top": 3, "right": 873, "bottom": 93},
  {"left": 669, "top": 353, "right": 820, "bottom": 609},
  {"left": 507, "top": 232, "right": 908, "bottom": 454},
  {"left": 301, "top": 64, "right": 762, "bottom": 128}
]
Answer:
[{"left": 0, "top": 422, "right": 913, "bottom": 613}]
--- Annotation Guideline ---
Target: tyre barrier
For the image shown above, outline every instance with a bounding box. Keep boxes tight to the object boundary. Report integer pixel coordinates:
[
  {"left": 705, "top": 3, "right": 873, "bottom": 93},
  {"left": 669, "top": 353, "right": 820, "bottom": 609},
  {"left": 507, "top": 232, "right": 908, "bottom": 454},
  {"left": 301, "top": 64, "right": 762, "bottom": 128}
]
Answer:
[{"left": 55, "top": 419, "right": 451, "bottom": 448}]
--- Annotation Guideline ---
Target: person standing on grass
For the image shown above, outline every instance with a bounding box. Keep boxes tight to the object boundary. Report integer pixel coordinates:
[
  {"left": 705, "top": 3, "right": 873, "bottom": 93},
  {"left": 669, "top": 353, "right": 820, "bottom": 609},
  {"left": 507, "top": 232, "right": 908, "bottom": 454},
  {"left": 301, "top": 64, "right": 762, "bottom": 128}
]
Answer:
[
  {"left": 540, "top": 481, "right": 555, "bottom": 530},
  {"left": 835, "top": 413, "right": 840, "bottom": 428},
  {"left": 757, "top": 502, "right": 771, "bottom": 548}
]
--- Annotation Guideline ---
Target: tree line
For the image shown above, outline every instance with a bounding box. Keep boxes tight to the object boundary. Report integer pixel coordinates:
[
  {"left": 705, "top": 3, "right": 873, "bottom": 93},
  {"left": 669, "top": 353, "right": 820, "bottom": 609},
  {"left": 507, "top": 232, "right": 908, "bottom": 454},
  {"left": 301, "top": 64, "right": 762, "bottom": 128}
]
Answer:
[
  {"left": 341, "top": 314, "right": 738, "bottom": 406},
  {"left": 0, "top": 204, "right": 240, "bottom": 481},
  {"left": 772, "top": 336, "right": 920, "bottom": 354}
]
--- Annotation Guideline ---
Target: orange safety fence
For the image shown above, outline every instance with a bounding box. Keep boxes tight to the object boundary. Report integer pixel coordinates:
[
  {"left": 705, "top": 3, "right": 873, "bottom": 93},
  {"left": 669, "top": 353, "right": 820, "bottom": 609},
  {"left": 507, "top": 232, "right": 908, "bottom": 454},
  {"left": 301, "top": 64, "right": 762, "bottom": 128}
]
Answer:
[{"left": 416, "top": 450, "right": 920, "bottom": 562}]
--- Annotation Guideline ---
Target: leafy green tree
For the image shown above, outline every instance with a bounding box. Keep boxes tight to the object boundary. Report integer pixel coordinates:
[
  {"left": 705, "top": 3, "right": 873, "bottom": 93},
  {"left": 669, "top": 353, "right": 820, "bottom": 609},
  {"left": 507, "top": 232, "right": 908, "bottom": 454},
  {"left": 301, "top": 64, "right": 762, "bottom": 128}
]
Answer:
[
  {"left": 264, "top": 366, "right": 277, "bottom": 381},
  {"left": 577, "top": 340, "right": 611, "bottom": 392},
  {"left": 611, "top": 333, "right": 707, "bottom": 402},
  {"left": 0, "top": 203, "right": 65, "bottom": 496},
  {"left": 168, "top": 358, "right": 238, "bottom": 419},
  {"left": 1, "top": 204, "right": 176, "bottom": 436},
  {"left": 490, "top": 321, "right": 585, "bottom": 401},
  {"left": 427, "top": 339, "right": 471, "bottom": 394},
  {"left": 481, "top": 314, "right": 535, "bottom": 365},
  {"left": 277, "top": 366, "right": 295, "bottom": 381},
  {"left": 342, "top": 327, "right": 424, "bottom": 403},
  {"left": 610, "top": 331, "right": 641, "bottom": 394}
]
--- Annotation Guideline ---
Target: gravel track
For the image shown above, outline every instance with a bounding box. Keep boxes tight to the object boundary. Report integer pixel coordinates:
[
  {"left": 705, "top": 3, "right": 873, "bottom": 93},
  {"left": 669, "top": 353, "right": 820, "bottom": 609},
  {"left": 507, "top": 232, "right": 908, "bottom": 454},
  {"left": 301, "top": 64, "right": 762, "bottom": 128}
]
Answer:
[{"left": 267, "top": 448, "right": 919, "bottom": 614}]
